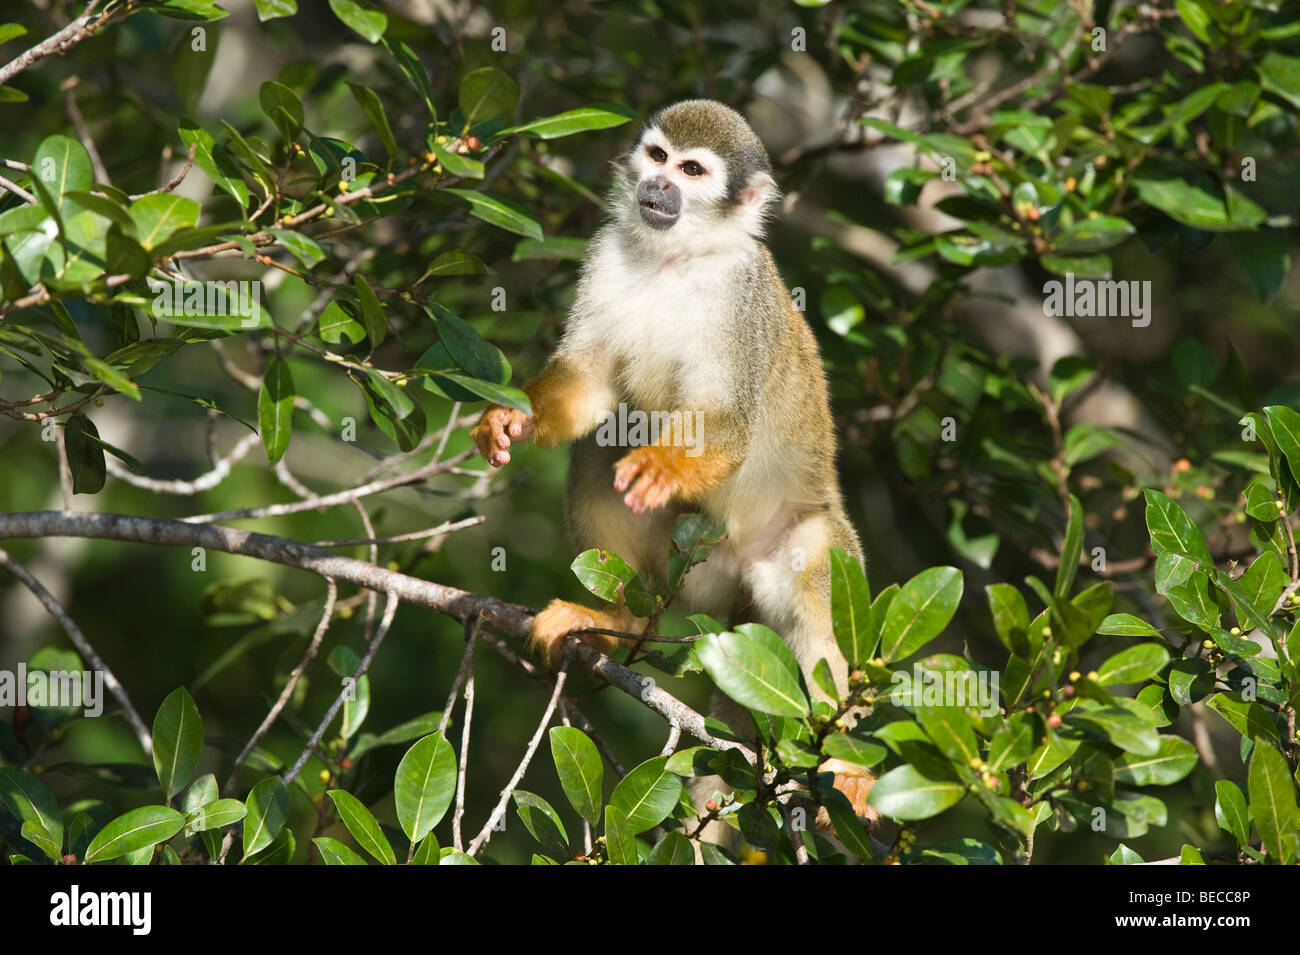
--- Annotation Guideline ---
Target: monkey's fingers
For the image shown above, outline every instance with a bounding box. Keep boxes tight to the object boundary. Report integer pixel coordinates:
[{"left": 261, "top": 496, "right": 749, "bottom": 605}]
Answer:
[{"left": 472, "top": 407, "right": 532, "bottom": 467}]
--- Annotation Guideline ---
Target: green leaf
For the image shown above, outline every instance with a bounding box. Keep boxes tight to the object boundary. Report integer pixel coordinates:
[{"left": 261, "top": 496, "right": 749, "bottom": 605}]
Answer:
[
  {"left": 513, "top": 790, "right": 569, "bottom": 859},
  {"left": 353, "top": 274, "right": 387, "bottom": 347},
  {"left": 427, "top": 303, "right": 509, "bottom": 383},
  {"left": 986, "top": 583, "right": 1029, "bottom": 649},
  {"left": 646, "top": 831, "right": 694, "bottom": 865},
  {"left": 84, "top": 806, "right": 184, "bottom": 863},
  {"left": 432, "top": 142, "right": 484, "bottom": 179},
  {"left": 241, "top": 776, "right": 290, "bottom": 860},
  {"left": 696, "top": 630, "right": 809, "bottom": 717},
  {"left": 257, "top": 355, "right": 294, "bottom": 464},
  {"left": 347, "top": 82, "right": 398, "bottom": 162},
  {"left": 1096, "top": 613, "right": 1162, "bottom": 638},
  {"left": 458, "top": 67, "right": 519, "bottom": 126},
  {"left": 152, "top": 686, "right": 204, "bottom": 799},
  {"left": 317, "top": 300, "right": 364, "bottom": 345},
  {"left": 0, "top": 768, "right": 62, "bottom": 861},
  {"left": 0, "top": 24, "right": 29, "bottom": 45},
  {"left": 1144, "top": 489, "right": 1213, "bottom": 565},
  {"left": 1229, "top": 229, "right": 1290, "bottom": 302},
  {"left": 33, "top": 135, "right": 93, "bottom": 211},
  {"left": 1214, "top": 780, "right": 1250, "bottom": 845},
  {"left": 1051, "top": 216, "right": 1135, "bottom": 253},
  {"left": 327, "top": 789, "right": 395, "bottom": 865},
  {"left": 822, "top": 734, "right": 886, "bottom": 768},
  {"left": 1096, "top": 644, "right": 1169, "bottom": 686},
  {"left": 1258, "top": 52, "right": 1300, "bottom": 110},
  {"left": 1248, "top": 741, "right": 1297, "bottom": 864},
  {"left": 394, "top": 732, "right": 456, "bottom": 844},
  {"left": 987, "top": 713, "right": 1034, "bottom": 773},
  {"left": 1131, "top": 178, "right": 1264, "bottom": 232},
  {"left": 608, "top": 757, "right": 682, "bottom": 834},
  {"left": 426, "top": 370, "right": 531, "bottom": 412},
  {"left": 830, "top": 546, "right": 872, "bottom": 666},
  {"left": 549, "top": 727, "right": 603, "bottom": 827},
  {"left": 128, "top": 193, "right": 200, "bottom": 251},
  {"left": 915, "top": 705, "right": 979, "bottom": 767},
  {"left": 63, "top": 413, "right": 106, "bottom": 494},
  {"left": 258, "top": 81, "right": 304, "bottom": 141},
  {"left": 185, "top": 798, "right": 246, "bottom": 833},
  {"left": 178, "top": 118, "right": 250, "bottom": 209},
  {"left": 866, "top": 764, "right": 965, "bottom": 821},
  {"left": 1263, "top": 406, "right": 1300, "bottom": 494},
  {"left": 1205, "top": 693, "right": 1281, "bottom": 744},
  {"left": 313, "top": 836, "right": 368, "bottom": 864},
  {"left": 1113, "top": 736, "right": 1197, "bottom": 785},
  {"left": 1055, "top": 494, "right": 1084, "bottom": 597},
  {"left": 329, "top": 0, "right": 387, "bottom": 42},
  {"left": 444, "top": 189, "right": 543, "bottom": 239},
  {"left": 603, "top": 805, "right": 637, "bottom": 865},
  {"left": 418, "top": 248, "right": 492, "bottom": 278},
  {"left": 570, "top": 548, "right": 635, "bottom": 603},
  {"left": 510, "top": 237, "right": 586, "bottom": 265},
  {"left": 499, "top": 105, "right": 635, "bottom": 140},
  {"left": 267, "top": 228, "right": 324, "bottom": 269},
  {"left": 1065, "top": 705, "right": 1160, "bottom": 756},
  {"left": 878, "top": 566, "right": 963, "bottom": 662}
]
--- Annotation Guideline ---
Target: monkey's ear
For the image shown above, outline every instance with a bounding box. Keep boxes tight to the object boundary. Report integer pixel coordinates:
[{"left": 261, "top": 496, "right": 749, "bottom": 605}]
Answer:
[
  {"left": 734, "top": 171, "right": 778, "bottom": 233},
  {"left": 738, "top": 171, "right": 778, "bottom": 210}
]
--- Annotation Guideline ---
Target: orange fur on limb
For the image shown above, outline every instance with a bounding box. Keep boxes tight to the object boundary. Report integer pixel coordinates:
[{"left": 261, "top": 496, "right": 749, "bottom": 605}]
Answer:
[
  {"left": 613, "top": 444, "right": 739, "bottom": 514},
  {"left": 470, "top": 357, "right": 609, "bottom": 467}
]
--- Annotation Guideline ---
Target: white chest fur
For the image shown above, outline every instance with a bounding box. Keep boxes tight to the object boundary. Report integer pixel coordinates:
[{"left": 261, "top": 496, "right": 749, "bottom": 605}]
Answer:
[{"left": 567, "top": 236, "right": 743, "bottom": 410}]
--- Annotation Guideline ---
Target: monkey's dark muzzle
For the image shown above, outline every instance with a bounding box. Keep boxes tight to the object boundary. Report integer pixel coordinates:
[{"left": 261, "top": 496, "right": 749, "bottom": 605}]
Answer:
[{"left": 636, "top": 176, "right": 681, "bottom": 229}]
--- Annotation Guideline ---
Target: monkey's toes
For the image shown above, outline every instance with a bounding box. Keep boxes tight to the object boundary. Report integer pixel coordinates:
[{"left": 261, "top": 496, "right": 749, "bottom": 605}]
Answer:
[{"left": 528, "top": 599, "right": 616, "bottom": 668}]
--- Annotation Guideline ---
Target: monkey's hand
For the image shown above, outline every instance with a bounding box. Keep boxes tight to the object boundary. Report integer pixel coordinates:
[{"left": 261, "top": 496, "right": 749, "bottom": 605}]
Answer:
[
  {"left": 815, "top": 758, "right": 878, "bottom": 830},
  {"left": 529, "top": 599, "right": 620, "bottom": 668},
  {"left": 612, "top": 446, "right": 679, "bottom": 514},
  {"left": 471, "top": 405, "right": 535, "bottom": 467}
]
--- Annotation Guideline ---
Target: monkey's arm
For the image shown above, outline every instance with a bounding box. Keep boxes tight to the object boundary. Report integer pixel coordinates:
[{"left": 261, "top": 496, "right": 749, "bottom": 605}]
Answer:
[
  {"left": 613, "top": 408, "right": 749, "bottom": 514},
  {"left": 472, "top": 352, "right": 615, "bottom": 467}
]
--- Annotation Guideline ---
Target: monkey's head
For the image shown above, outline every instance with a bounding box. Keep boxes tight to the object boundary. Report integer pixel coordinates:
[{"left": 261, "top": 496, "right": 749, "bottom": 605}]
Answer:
[{"left": 615, "top": 100, "right": 777, "bottom": 253}]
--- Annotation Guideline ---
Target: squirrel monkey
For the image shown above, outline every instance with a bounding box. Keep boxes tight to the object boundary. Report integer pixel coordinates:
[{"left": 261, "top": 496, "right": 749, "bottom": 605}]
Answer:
[{"left": 472, "top": 100, "right": 872, "bottom": 823}]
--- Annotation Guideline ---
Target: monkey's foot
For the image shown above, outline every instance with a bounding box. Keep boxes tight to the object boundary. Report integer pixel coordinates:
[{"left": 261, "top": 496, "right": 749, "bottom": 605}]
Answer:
[
  {"left": 529, "top": 599, "right": 619, "bottom": 668},
  {"left": 814, "top": 758, "right": 878, "bottom": 830},
  {"left": 471, "top": 405, "right": 534, "bottom": 467},
  {"left": 612, "top": 447, "right": 678, "bottom": 514}
]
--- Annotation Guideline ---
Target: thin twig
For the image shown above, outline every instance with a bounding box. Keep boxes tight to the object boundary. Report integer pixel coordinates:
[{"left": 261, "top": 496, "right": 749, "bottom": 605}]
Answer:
[
  {"left": 467, "top": 666, "right": 568, "bottom": 856},
  {"left": 450, "top": 619, "right": 479, "bottom": 852},
  {"left": 284, "top": 592, "right": 398, "bottom": 784},
  {"left": 223, "top": 579, "right": 337, "bottom": 794},
  {"left": 0, "top": 546, "right": 152, "bottom": 755}
]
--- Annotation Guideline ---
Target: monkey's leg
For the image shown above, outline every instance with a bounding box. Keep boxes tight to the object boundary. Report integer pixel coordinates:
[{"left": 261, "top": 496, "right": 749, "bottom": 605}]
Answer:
[
  {"left": 740, "top": 513, "right": 876, "bottom": 826},
  {"left": 531, "top": 439, "right": 676, "bottom": 666}
]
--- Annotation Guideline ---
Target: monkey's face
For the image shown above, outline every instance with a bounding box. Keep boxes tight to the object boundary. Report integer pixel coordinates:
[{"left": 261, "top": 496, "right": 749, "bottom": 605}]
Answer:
[{"left": 616, "top": 101, "right": 777, "bottom": 253}]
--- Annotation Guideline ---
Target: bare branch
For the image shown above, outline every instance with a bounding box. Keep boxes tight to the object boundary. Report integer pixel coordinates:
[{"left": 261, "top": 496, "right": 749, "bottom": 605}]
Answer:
[
  {"left": 0, "top": 545, "right": 152, "bottom": 755},
  {"left": 106, "top": 432, "right": 261, "bottom": 495}
]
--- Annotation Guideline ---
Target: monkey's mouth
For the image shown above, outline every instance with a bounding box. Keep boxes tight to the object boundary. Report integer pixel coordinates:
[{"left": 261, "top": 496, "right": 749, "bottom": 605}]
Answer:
[{"left": 638, "top": 198, "right": 680, "bottom": 229}]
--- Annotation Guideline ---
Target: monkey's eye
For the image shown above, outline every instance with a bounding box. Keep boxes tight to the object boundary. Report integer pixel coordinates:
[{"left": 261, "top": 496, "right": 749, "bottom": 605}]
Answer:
[
  {"left": 647, "top": 145, "right": 667, "bottom": 163},
  {"left": 680, "top": 160, "right": 705, "bottom": 177}
]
